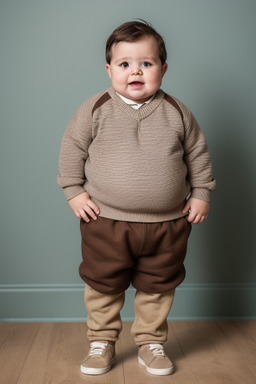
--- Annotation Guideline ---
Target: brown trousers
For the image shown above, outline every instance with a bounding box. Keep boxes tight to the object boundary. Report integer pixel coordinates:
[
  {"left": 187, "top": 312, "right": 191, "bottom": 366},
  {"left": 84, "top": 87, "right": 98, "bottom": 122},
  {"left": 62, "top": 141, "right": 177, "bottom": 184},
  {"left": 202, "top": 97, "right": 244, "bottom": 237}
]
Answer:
[
  {"left": 84, "top": 284, "right": 175, "bottom": 346},
  {"left": 80, "top": 216, "right": 191, "bottom": 294}
]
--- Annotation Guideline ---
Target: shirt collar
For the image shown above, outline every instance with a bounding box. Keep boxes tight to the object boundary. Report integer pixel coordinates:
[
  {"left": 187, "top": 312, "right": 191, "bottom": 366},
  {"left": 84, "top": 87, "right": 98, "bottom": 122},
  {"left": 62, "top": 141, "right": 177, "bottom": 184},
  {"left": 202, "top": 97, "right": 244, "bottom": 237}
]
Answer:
[{"left": 116, "top": 93, "right": 155, "bottom": 109}]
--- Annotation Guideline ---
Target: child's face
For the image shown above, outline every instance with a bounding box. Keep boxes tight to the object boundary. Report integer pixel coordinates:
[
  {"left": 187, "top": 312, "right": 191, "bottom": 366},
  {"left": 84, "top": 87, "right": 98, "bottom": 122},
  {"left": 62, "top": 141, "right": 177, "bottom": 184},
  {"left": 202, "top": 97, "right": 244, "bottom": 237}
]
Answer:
[{"left": 106, "top": 36, "right": 168, "bottom": 104}]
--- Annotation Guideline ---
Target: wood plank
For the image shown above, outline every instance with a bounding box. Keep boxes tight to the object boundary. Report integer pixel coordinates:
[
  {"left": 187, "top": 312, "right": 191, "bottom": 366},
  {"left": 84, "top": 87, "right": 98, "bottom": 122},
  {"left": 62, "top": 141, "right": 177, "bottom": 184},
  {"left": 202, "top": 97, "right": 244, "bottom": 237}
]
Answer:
[
  {"left": 119, "top": 322, "right": 167, "bottom": 383},
  {"left": 16, "top": 322, "right": 125, "bottom": 384},
  {"left": 171, "top": 320, "right": 256, "bottom": 384},
  {"left": 230, "top": 320, "right": 256, "bottom": 341},
  {"left": 215, "top": 321, "right": 256, "bottom": 377},
  {"left": 0, "top": 322, "right": 40, "bottom": 384},
  {"left": 0, "top": 322, "right": 11, "bottom": 346},
  {"left": 166, "top": 322, "right": 199, "bottom": 384}
]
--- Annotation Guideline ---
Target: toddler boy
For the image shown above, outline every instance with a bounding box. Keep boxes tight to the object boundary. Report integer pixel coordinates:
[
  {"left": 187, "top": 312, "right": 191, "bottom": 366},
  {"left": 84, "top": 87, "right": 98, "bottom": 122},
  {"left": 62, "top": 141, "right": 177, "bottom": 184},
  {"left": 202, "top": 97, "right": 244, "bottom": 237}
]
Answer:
[{"left": 57, "top": 20, "right": 216, "bottom": 376}]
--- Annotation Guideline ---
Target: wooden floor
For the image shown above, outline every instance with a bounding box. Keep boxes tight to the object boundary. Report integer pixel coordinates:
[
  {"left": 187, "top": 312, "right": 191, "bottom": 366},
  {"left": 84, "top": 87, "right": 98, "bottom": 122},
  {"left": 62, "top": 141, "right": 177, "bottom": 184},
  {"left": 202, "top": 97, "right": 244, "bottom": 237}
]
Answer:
[{"left": 1, "top": 321, "right": 256, "bottom": 384}]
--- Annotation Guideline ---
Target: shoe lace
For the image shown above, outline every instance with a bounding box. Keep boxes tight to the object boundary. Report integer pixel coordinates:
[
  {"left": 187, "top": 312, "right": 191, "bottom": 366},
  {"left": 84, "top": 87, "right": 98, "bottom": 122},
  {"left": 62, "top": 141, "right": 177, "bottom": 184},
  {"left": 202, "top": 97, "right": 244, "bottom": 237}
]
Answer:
[
  {"left": 89, "top": 342, "right": 108, "bottom": 356},
  {"left": 149, "top": 344, "right": 165, "bottom": 357}
]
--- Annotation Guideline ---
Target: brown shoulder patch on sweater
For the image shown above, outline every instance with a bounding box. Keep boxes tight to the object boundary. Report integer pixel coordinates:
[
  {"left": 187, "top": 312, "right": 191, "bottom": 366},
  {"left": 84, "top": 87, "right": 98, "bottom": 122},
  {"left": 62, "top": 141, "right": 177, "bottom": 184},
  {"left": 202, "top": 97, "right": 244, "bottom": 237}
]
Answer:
[
  {"left": 91, "top": 92, "right": 111, "bottom": 116},
  {"left": 163, "top": 93, "right": 184, "bottom": 120}
]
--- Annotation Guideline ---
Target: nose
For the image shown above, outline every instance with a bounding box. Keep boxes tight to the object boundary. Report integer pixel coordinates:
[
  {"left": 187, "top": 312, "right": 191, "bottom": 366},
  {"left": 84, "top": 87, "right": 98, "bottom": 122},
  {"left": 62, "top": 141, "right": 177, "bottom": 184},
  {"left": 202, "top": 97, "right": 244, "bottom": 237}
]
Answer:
[{"left": 131, "top": 67, "right": 143, "bottom": 75}]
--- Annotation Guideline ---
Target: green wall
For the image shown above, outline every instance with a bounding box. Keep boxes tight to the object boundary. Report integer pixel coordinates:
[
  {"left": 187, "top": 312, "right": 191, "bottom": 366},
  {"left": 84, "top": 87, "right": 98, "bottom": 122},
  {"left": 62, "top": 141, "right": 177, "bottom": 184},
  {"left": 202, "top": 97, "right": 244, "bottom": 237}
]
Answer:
[{"left": 1, "top": 0, "right": 256, "bottom": 320}]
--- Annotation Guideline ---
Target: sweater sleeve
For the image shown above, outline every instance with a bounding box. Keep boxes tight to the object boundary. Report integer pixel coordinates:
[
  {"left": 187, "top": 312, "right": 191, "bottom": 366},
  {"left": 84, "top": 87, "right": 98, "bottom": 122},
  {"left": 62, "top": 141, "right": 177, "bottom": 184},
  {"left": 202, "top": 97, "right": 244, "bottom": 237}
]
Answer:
[
  {"left": 182, "top": 105, "right": 216, "bottom": 202},
  {"left": 57, "top": 99, "right": 93, "bottom": 201}
]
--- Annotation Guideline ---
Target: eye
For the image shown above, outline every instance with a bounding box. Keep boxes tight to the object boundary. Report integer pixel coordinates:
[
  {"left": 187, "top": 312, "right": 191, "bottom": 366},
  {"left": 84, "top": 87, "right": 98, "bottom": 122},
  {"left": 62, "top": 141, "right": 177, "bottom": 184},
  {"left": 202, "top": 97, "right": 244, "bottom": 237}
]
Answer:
[
  {"left": 120, "top": 62, "right": 129, "bottom": 68},
  {"left": 142, "top": 62, "right": 152, "bottom": 68}
]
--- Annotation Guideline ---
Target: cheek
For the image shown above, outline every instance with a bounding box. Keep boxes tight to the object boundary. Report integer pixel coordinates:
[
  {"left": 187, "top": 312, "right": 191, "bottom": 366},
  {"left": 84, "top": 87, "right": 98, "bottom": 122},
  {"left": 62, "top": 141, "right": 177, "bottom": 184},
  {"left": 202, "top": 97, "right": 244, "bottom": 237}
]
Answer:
[
  {"left": 112, "top": 72, "right": 127, "bottom": 85},
  {"left": 147, "top": 72, "right": 162, "bottom": 86}
]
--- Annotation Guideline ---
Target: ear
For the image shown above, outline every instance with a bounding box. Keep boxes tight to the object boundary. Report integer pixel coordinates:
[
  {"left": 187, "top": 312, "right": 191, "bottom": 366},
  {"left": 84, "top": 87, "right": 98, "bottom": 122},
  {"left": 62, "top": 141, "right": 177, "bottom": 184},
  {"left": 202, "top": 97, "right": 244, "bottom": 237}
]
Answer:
[
  {"left": 105, "top": 63, "right": 112, "bottom": 79},
  {"left": 161, "top": 62, "right": 168, "bottom": 77}
]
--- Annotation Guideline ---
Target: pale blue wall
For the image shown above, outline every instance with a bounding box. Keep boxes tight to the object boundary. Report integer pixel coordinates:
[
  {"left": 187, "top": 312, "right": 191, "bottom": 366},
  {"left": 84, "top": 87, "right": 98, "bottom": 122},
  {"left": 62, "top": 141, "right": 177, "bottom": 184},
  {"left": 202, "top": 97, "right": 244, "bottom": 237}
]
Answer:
[{"left": 1, "top": 0, "right": 256, "bottom": 320}]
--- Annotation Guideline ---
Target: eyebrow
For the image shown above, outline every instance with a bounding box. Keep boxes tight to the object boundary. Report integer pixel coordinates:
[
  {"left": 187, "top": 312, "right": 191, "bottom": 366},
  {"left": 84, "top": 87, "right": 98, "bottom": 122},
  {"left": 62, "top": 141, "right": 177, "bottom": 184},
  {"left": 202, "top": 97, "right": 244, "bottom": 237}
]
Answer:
[{"left": 113, "top": 56, "right": 158, "bottom": 63}]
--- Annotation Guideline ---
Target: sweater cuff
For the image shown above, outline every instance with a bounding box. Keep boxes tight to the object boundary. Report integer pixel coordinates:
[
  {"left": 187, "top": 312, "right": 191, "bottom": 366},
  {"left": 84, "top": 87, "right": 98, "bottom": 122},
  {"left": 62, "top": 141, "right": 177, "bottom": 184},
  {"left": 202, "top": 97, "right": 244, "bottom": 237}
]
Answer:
[
  {"left": 63, "top": 185, "right": 85, "bottom": 201},
  {"left": 191, "top": 188, "right": 211, "bottom": 202}
]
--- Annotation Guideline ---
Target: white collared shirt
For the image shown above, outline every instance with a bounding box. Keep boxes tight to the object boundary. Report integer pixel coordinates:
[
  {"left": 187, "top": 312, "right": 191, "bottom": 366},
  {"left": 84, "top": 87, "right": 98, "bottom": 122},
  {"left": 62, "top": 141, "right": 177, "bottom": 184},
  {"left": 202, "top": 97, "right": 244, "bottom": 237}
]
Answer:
[{"left": 116, "top": 92, "right": 155, "bottom": 109}]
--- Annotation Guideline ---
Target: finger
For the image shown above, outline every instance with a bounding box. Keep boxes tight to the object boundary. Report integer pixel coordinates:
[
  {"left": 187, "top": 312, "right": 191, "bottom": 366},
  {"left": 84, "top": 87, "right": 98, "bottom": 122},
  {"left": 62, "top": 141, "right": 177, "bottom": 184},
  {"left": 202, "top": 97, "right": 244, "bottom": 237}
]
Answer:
[
  {"left": 79, "top": 209, "right": 90, "bottom": 223},
  {"left": 87, "top": 200, "right": 100, "bottom": 215},
  {"left": 199, "top": 216, "right": 205, "bottom": 224},
  {"left": 182, "top": 202, "right": 190, "bottom": 215},
  {"left": 192, "top": 214, "right": 201, "bottom": 224},
  {"left": 186, "top": 214, "right": 193, "bottom": 223},
  {"left": 75, "top": 210, "right": 82, "bottom": 219},
  {"left": 83, "top": 205, "right": 98, "bottom": 221},
  {"left": 187, "top": 211, "right": 196, "bottom": 223},
  {"left": 194, "top": 215, "right": 207, "bottom": 224}
]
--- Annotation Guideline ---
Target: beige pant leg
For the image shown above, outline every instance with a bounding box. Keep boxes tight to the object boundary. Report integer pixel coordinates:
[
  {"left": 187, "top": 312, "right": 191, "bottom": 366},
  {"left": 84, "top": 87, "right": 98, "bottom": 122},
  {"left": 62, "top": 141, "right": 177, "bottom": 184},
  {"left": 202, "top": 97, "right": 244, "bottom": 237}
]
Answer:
[
  {"left": 84, "top": 284, "right": 125, "bottom": 343},
  {"left": 131, "top": 289, "right": 175, "bottom": 346}
]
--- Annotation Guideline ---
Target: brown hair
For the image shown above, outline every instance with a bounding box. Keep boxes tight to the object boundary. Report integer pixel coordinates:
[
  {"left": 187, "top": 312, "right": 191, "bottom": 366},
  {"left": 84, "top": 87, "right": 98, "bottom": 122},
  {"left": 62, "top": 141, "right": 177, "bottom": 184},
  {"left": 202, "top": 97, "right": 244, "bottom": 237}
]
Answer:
[{"left": 106, "top": 20, "right": 167, "bottom": 65}]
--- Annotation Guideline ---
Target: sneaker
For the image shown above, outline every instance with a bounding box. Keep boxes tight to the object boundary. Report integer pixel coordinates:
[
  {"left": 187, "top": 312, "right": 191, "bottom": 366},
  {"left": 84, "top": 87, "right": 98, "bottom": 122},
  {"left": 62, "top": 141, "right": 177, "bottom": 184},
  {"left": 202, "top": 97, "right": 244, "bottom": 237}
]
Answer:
[
  {"left": 80, "top": 341, "right": 115, "bottom": 375},
  {"left": 138, "top": 344, "right": 174, "bottom": 376}
]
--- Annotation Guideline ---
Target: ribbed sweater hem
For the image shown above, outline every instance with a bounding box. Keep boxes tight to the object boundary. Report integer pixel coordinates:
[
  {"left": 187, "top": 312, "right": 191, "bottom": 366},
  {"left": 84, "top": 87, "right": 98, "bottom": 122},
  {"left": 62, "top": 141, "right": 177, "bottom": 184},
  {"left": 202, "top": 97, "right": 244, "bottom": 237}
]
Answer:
[{"left": 93, "top": 198, "right": 186, "bottom": 223}]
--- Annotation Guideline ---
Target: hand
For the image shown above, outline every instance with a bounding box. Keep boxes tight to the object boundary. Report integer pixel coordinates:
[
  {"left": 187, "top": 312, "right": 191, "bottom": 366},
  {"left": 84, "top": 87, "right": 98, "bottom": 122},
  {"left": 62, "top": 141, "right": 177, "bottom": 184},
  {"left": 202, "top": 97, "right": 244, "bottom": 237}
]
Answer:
[
  {"left": 182, "top": 197, "right": 210, "bottom": 224},
  {"left": 68, "top": 192, "right": 100, "bottom": 222}
]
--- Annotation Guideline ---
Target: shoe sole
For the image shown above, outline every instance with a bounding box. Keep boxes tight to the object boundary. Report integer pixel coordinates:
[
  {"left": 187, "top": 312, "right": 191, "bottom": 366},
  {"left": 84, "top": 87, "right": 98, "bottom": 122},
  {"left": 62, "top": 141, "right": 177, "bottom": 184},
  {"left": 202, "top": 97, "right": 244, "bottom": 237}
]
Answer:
[
  {"left": 138, "top": 356, "right": 174, "bottom": 376},
  {"left": 80, "top": 358, "right": 115, "bottom": 375}
]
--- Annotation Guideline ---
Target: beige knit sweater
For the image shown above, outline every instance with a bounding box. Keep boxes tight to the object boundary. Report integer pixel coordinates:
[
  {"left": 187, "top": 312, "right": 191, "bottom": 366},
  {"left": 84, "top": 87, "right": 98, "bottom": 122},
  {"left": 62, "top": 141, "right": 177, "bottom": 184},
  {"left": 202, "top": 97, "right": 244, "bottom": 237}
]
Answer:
[{"left": 58, "top": 87, "right": 216, "bottom": 222}]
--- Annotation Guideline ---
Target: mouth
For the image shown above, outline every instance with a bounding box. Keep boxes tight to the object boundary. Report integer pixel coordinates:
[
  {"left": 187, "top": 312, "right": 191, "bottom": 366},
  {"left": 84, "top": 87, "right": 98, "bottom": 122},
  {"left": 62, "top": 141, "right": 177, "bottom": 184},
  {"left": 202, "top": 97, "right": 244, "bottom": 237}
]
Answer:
[{"left": 129, "top": 81, "right": 144, "bottom": 87}]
